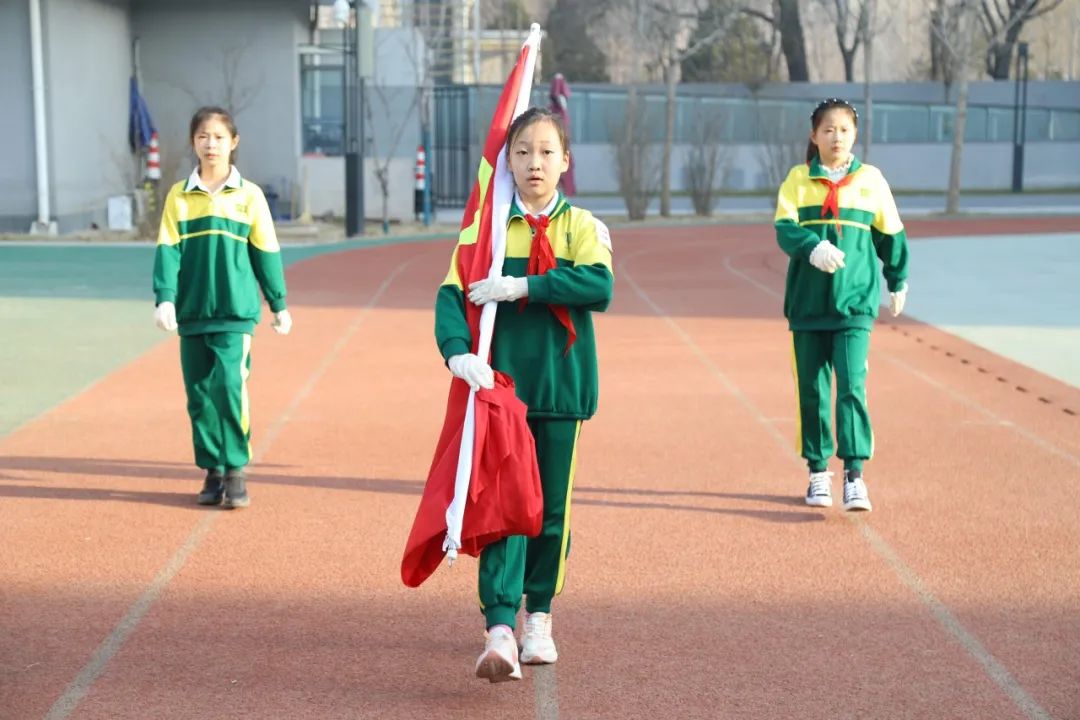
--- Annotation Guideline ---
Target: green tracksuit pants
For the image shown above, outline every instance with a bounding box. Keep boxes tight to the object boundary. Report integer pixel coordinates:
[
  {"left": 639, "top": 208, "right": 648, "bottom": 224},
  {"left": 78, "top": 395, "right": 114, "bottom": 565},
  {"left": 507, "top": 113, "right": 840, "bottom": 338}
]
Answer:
[
  {"left": 791, "top": 329, "right": 873, "bottom": 473},
  {"left": 478, "top": 418, "right": 582, "bottom": 630},
  {"left": 179, "top": 332, "right": 252, "bottom": 472}
]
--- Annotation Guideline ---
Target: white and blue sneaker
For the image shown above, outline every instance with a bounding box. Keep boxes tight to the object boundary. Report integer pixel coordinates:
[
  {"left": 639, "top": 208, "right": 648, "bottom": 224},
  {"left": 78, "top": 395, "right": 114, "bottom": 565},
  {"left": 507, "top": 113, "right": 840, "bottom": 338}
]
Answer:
[
  {"left": 805, "top": 470, "right": 833, "bottom": 507},
  {"left": 842, "top": 470, "right": 872, "bottom": 512}
]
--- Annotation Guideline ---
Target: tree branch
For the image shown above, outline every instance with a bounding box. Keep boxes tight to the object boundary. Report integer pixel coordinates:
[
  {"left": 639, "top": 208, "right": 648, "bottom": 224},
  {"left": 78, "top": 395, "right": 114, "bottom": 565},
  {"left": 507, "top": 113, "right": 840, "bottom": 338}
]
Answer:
[
  {"left": 677, "top": 17, "right": 737, "bottom": 62},
  {"left": 989, "top": 0, "right": 1008, "bottom": 24},
  {"left": 979, "top": 1, "right": 999, "bottom": 34},
  {"left": 1026, "top": 0, "right": 1066, "bottom": 20},
  {"left": 740, "top": 7, "right": 775, "bottom": 25}
]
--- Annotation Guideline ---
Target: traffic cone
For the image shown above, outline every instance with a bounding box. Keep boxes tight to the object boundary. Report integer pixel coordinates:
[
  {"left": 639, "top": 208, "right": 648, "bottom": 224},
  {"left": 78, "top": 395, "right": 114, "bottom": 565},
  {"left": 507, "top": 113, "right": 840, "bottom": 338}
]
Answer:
[
  {"left": 414, "top": 144, "right": 425, "bottom": 221},
  {"left": 146, "top": 132, "right": 161, "bottom": 180}
]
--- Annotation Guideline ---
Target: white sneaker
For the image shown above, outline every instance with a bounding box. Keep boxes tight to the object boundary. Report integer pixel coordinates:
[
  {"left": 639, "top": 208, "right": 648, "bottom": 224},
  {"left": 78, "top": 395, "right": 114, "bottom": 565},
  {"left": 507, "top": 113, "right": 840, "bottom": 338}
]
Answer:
[
  {"left": 520, "top": 611, "right": 558, "bottom": 665},
  {"left": 475, "top": 625, "right": 522, "bottom": 683},
  {"left": 805, "top": 471, "right": 833, "bottom": 507},
  {"left": 842, "top": 473, "right": 872, "bottom": 512}
]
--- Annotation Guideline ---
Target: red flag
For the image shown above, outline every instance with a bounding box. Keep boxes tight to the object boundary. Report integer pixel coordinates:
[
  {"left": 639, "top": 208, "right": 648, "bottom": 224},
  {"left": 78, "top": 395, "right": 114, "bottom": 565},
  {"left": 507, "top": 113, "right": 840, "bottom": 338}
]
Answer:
[
  {"left": 401, "top": 373, "right": 542, "bottom": 588},
  {"left": 548, "top": 73, "right": 575, "bottom": 196},
  {"left": 401, "top": 25, "right": 543, "bottom": 588}
]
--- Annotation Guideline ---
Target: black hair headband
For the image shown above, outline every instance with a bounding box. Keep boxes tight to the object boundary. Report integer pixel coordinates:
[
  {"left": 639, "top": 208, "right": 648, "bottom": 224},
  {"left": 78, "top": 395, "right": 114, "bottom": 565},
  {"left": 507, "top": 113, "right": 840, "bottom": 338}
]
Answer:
[{"left": 813, "top": 98, "right": 858, "bottom": 120}]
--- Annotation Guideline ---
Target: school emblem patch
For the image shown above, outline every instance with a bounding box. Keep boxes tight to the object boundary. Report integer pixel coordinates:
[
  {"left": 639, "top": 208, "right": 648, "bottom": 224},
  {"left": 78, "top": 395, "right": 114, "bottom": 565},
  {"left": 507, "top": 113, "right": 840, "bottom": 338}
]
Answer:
[{"left": 593, "top": 218, "right": 612, "bottom": 251}]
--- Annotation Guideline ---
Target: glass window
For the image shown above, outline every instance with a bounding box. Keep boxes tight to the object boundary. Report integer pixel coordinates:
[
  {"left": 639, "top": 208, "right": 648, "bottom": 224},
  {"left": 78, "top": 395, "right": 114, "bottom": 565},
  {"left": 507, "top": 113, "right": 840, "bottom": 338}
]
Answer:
[
  {"left": 931, "top": 106, "right": 953, "bottom": 141},
  {"left": 882, "top": 104, "right": 931, "bottom": 142},
  {"left": 300, "top": 54, "right": 345, "bottom": 156},
  {"left": 689, "top": 98, "right": 734, "bottom": 144},
  {"left": 728, "top": 101, "right": 758, "bottom": 143},
  {"left": 1050, "top": 109, "right": 1080, "bottom": 141},
  {"left": 1024, "top": 108, "right": 1051, "bottom": 141},
  {"left": 964, "top": 106, "right": 987, "bottom": 141},
  {"left": 988, "top": 107, "right": 1015, "bottom": 142}
]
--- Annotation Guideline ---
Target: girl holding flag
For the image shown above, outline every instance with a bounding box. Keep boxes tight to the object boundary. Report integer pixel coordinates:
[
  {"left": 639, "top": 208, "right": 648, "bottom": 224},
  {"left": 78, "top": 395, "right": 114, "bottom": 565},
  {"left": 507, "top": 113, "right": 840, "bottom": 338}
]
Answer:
[
  {"left": 774, "top": 97, "right": 910, "bottom": 512},
  {"left": 435, "top": 104, "right": 614, "bottom": 683}
]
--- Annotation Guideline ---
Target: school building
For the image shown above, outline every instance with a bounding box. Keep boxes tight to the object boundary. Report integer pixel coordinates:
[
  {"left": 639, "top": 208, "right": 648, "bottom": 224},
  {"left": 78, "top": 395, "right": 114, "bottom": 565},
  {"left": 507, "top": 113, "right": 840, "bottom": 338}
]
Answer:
[
  {"left": 1, "top": 0, "right": 435, "bottom": 234},
  {"left": 2, "top": 0, "right": 1079, "bottom": 234}
]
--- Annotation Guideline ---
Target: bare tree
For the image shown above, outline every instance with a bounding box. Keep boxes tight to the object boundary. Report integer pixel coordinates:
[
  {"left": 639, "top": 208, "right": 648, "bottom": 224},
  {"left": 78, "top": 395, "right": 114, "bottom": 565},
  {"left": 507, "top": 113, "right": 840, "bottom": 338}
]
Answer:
[
  {"left": 933, "top": 0, "right": 1040, "bottom": 212},
  {"left": 862, "top": 0, "right": 876, "bottom": 160},
  {"left": 684, "top": 111, "right": 730, "bottom": 216},
  {"left": 814, "top": 0, "right": 870, "bottom": 81},
  {"left": 221, "top": 41, "right": 265, "bottom": 117},
  {"left": 682, "top": 10, "right": 779, "bottom": 84},
  {"left": 612, "top": 88, "right": 660, "bottom": 220},
  {"left": 931, "top": 0, "right": 979, "bottom": 213},
  {"left": 652, "top": 1, "right": 698, "bottom": 218},
  {"left": 655, "top": 1, "right": 742, "bottom": 217},
  {"left": 405, "top": 2, "right": 451, "bottom": 225},
  {"left": 590, "top": 0, "right": 666, "bottom": 220},
  {"left": 758, "top": 121, "right": 804, "bottom": 190},
  {"left": 978, "top": 0, "right": 1064, "bottom": 78},
  {"left": 929, "top": 0, "right": 962, "bottom": 88},
  {"left": 364, "top": 82, "right": 420, "bottom": 234},
  {"left": 743, "top": 0, "right": 811, "bottom": 81},
  {"left": 167, "top": 38, "right": 265, "bottom": 119},
  {"left": 598, "top": 0, "right": 733, "bottom": 217},
  {"left": 811, "top": 0, "right": 887, "bottom": 156}
]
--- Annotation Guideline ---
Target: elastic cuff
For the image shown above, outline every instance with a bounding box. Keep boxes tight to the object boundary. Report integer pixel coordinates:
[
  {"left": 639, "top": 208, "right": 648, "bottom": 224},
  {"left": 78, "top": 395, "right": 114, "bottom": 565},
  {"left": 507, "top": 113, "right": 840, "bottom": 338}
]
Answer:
[
  {"left": 268, "top": 298, "right": 287, "bottom": 313},
  {"left": 524, "top": 597, "right": 552, "bottom": 614},
  {"left": 440, "top": 338, "right": 471, "bottom": 363},
  {"left": 155, "top": 290, "right": 176, "bottom": 305},
  {"left": 526, "top": 274, "right": 551, "bottom": 303},
  {"left": 484, "top": 605, "right": 518, "bottom": 631},
  {"left": 843, "top": 459, "right": 865, "bottom": 472},
  {"left": 808, "top": 462, "right": 828, "bottom": 473}
]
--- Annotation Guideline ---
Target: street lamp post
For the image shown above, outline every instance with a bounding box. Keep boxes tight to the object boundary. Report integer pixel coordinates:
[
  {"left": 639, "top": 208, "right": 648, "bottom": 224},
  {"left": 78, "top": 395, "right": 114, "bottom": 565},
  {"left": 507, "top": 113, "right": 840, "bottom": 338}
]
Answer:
[
  {"left": 1011, "top": 41, "right": 1030, "bottom": 193},
  {"left": 335, "top": 0, "right": 365, "bottom": 236}
]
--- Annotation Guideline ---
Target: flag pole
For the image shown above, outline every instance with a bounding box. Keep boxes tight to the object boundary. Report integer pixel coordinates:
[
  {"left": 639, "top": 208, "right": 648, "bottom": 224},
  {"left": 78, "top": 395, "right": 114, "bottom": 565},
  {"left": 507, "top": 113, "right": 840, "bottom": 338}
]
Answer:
[{"left": 444, "top": 24, "right": 542, "bottom": 563}]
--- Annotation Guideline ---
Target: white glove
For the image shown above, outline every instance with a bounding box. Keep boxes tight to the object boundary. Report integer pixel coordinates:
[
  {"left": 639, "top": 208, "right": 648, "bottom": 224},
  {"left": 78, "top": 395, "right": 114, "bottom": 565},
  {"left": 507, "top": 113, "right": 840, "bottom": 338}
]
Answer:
[
  {"left": 154, "top": 301, "right": 177, "bottom": 332},
  {"left": 272, "top": 309, "right": 292, "bottom": 335},
  {"left": 808, "top": 241, "right": 846, "bottom": 273},
  {"left": 467, "top": 276, "right": 528, "bottom": 305},
  {"left": 447, "top": 353, "right": 495, "bottom": 391},
  {"left": 890, "top": 284, "right": 908, "bottom": 317}
]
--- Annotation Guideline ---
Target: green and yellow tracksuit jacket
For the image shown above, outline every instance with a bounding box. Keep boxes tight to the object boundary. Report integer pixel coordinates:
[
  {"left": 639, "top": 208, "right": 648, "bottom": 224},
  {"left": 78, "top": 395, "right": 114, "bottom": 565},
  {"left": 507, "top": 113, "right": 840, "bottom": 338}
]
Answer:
[
  {"left": 153, "top": 171, "right": 287, "bottom": 336},
  {"left": 435, "top": 195, "right": 614, "bottom": 419},
  {"left": 775, "top": 156, "right": 909, "bottom": 332}
]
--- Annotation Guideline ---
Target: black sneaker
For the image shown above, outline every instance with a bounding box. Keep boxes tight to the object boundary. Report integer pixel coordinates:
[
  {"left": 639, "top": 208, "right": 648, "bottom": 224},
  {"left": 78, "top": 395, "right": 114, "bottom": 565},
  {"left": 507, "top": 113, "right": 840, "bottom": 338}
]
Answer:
[
  {"left": 805, "top": 470, "right": 833, "bottom": 507},
  {"left": 197, "top": 470, "right": 225, "bottom": 505},
  {"left": 222, "top": 468, "right": 250, "bottom": 509},
  {"left": 842, "top": 469, "right": 872, "bottom": 512}
]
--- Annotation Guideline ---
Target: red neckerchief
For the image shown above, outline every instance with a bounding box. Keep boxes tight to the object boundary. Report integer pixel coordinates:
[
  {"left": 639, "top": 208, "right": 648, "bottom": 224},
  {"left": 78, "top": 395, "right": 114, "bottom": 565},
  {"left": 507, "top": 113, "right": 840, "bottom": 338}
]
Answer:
[
  {"left": 524, "top": 213, "right": 577, "bottom": 354},
  {"left": 813, "top": 165, "right": 855, "bottom": 238}
]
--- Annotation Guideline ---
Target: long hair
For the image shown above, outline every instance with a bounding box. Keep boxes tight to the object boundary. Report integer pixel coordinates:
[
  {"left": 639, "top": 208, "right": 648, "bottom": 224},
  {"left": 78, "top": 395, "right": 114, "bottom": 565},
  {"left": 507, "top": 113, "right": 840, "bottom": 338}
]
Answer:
[
  {"left": 189, "top": 106, "right": 239, "bottom": 165},
  {"left": 805, "top": 98, "right": 858, "bottom": 164}
]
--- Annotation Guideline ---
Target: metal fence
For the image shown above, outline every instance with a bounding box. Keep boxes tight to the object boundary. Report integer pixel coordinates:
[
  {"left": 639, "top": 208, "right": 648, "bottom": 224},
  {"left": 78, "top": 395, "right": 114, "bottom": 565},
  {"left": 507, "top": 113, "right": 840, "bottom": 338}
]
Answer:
[
  {"left": 461, "top": 86, "right": 1080, "bottom": 145},
  {"left": 423, "top": 84, "right": 1080, "bottom": 206}
]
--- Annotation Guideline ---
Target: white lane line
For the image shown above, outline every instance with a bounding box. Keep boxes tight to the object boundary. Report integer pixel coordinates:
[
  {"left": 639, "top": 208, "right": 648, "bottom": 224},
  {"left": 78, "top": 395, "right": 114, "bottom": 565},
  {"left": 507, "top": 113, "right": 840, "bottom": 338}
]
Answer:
[
  {"left": 534, "top": 665, "right": 560, "bottom": 720},
  {"left": 722, "top": 253, "right": 1080, "bottom": 469},
  {"left": 618, "top": 247, "right": 1054, "bottom": 720},
  {"left": 43, "top": 256, "right": 418, "bottom": 720}
]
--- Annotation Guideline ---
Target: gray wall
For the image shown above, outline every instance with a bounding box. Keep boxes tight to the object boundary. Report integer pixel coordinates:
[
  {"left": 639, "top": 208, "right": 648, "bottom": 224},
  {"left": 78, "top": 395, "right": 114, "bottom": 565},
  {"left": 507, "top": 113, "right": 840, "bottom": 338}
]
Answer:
[
  {"left": 0, "top": 0, "right": 133, "bottom": 233},
  {"left": 742, "top": 81, "right": 1080, "bottom": 110},
  {"left": 0, "top": 0, "right": 37, "bottom": 230},
  {"left": 45, "top": 0, "right": 133, "bottom": 231},
  {"left": 303, "top": 27, "right": 425, "bottom": 220},
  {"left": 131, "top": 0, "right": 308, "bottom": 202},
  {"left": 570, "top": 141, "right": 1080, "bottom": 194}
]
